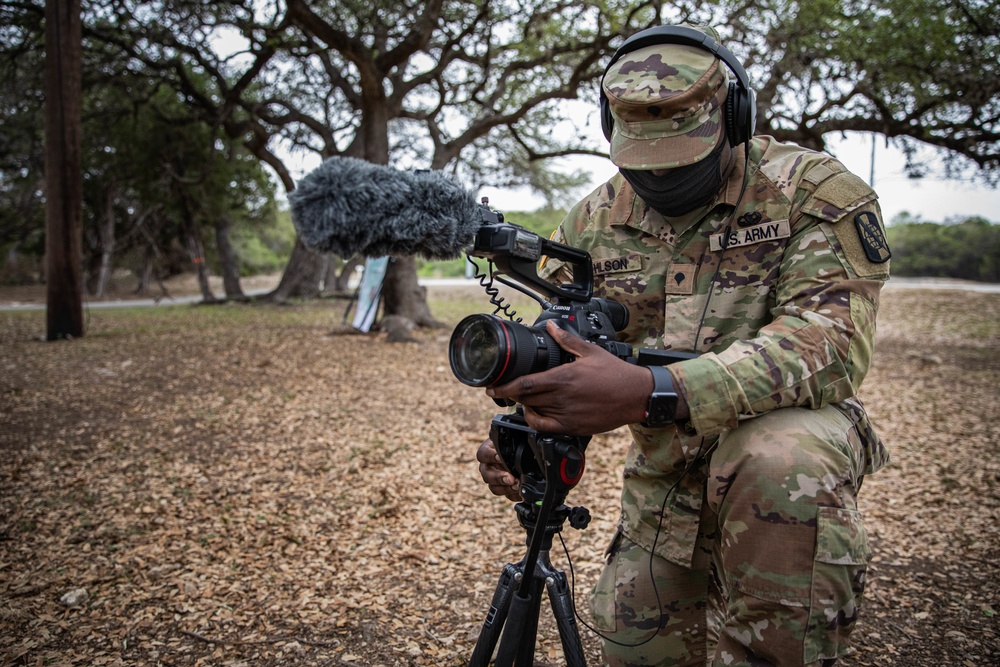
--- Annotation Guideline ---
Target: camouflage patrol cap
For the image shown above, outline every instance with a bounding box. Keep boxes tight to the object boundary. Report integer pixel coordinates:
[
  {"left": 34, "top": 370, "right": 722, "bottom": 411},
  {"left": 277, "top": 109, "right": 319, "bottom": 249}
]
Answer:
[{"left": 603, "top": 25, "right": 728, "bottom": 170}]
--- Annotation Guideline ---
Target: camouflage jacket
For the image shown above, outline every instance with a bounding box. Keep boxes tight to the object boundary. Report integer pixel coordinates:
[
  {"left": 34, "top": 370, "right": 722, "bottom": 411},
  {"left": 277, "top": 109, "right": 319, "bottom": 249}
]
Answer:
[{"left": 540, "top": 135, "right": 891, "bottom": 566}]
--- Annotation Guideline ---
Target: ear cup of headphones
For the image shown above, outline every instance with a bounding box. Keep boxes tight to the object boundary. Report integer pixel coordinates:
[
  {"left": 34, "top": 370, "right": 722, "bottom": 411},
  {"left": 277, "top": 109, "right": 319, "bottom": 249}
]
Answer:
[
  {"left": 725, "top": 81, "right": 756, "bottom": 146},
  {"left": 600, "top": 92, "right": 614, "bottom": 142}
]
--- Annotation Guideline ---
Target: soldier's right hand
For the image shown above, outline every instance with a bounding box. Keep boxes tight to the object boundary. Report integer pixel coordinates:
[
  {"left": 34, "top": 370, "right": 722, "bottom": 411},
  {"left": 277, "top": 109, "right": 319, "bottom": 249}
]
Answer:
[{"left": 476, "top": 439, "right": 521, "bottom": 502}]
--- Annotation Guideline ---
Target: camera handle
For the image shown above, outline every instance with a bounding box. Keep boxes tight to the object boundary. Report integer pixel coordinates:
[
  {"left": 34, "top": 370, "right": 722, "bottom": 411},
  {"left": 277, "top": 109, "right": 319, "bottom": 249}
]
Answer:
[{"left": 470, "top": 420, "right": 591, "bottom": 667}]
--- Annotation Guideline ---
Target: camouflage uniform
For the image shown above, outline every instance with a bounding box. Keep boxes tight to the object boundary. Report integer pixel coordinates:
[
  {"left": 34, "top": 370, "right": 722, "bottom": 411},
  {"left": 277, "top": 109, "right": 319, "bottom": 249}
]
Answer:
[{"left": 540, "top": 28, "right": 891, "bottom": 667}]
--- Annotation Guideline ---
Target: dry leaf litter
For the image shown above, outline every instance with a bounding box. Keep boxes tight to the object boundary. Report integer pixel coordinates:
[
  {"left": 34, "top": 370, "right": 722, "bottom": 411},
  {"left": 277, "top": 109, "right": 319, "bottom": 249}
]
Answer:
[{"left": 1, "top": 283, "right": 997, "bottom": 666}]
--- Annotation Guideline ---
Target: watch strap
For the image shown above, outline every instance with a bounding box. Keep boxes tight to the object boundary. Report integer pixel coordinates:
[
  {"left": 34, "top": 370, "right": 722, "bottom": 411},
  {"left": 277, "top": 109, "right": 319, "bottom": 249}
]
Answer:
[{"left": 643, "top": 365, "right": 678, "bottom": 428}]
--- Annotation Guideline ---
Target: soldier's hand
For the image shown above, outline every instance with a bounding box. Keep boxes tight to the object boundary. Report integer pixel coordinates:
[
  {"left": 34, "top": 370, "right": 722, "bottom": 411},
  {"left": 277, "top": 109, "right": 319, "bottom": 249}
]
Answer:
[
  {"left": 476, "top": 439, "right": 521, "bottom": 502},
  {"left": 486, "top": 320, "right": 652, "bottom": 435}
]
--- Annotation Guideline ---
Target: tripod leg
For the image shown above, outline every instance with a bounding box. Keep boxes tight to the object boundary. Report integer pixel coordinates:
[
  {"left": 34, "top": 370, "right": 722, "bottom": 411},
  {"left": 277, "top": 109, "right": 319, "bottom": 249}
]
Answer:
[
  {"left": 544, "top": 566, "right": 588, "bottom": 667},
  {"left": 495, "top": 579, "right": 543, "bottom": 667},
  {"left": 516, "top": 576, "right": 545, "bottom": 667},
  {"left": 470, "top": 563, "right": 520, "bottom": 667}
]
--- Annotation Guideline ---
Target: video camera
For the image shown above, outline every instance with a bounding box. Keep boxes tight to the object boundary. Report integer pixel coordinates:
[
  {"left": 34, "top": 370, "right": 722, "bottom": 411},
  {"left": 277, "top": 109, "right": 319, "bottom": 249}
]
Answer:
[
  {"left": 447, "top": 209, "right": 695, "bottom": 488},
  {"left": 448, "top": 216, "right": 633, "bottom": 389}
]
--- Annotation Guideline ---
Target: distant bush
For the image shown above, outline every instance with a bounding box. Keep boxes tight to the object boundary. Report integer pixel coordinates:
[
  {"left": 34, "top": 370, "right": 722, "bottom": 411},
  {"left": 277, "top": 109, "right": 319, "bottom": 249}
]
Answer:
[
  {"left": 231, "top": 209, "right": 298, "bottom": 276},
  {"left": 886, "top": 215, "right": 1000, "bottom": 283}
]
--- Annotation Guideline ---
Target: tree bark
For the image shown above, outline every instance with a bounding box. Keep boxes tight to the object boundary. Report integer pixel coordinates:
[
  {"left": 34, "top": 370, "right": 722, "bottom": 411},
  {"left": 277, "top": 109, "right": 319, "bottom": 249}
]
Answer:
[
  {"left": 44, "top": 0, "right": 84, "bottom": 339},
  {"left": 333, "top": 256, "right": 362, "bottom": 293},
  {"left": 268, "top": 238, "right": 322, "bottom": 301},
  {"left": 215, "top": 215, "right": 246, "bottom": 300},
  {"left": 381, "top": 256, "right": 441, "bottom": 328},
  {"left": 135, "top": 247, "right": 153, "bottom": 296}
]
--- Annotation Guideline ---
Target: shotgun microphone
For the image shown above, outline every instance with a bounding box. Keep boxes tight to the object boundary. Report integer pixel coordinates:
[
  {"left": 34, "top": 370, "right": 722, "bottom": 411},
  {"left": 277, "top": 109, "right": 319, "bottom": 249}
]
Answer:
[{"left": 289, "top": 156, "right": 492, "bottom": 259}]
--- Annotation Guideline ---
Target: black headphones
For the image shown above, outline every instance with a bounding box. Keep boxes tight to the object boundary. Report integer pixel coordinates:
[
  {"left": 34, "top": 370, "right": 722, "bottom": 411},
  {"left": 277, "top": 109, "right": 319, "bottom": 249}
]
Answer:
[{"left": 599, "top": 25, "right": 756, "bottom": 149}]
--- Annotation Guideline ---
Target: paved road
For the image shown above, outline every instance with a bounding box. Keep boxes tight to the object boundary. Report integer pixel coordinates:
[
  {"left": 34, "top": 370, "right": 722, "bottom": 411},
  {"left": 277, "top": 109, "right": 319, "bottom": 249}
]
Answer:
[
  {"left": 2, "top": 277, "right": 997, "bottom": 312},
  {"left": 0, "top": 279, "right": 472, "bottom": 312},
  {"left": 881, "top": 277, "right": 1000, "bottom": 293}
]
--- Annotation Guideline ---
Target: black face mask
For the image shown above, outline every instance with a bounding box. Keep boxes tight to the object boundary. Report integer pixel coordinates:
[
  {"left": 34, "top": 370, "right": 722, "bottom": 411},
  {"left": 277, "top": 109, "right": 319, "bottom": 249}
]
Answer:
[{"left": 620, "top": 139, "right": 733, "bottom": 218}]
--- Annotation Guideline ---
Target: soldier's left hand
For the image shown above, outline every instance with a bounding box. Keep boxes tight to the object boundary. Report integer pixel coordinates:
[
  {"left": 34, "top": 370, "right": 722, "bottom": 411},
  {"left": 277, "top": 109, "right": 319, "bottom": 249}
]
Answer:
[{"left": 486, "top": 320, "right": 652, "bottom": 435}]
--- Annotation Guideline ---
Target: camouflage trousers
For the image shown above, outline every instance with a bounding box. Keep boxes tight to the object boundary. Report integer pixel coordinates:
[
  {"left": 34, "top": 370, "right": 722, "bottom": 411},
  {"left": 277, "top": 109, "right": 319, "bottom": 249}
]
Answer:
[{"left": 590, "top": 405, "right": 874, "bottom": 666}]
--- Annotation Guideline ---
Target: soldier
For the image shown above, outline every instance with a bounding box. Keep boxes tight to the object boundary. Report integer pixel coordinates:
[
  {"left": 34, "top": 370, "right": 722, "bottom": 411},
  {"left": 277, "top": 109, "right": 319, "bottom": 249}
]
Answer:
[{"left": 477, "top": 25, "right": 891, "bottom": 666}]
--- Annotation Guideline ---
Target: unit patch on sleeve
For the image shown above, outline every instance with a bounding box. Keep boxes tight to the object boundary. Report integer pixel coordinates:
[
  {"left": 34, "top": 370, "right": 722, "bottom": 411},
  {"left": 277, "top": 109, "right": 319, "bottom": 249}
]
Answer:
[
  {"left": 592, "top": 252, "right": 643, "bottom": 276},
  {"left": 710, "top": 219, "right": 791, "bottom": 251},
  {"left": 854, "top": 211, "right": 891, "bottom": 263}
]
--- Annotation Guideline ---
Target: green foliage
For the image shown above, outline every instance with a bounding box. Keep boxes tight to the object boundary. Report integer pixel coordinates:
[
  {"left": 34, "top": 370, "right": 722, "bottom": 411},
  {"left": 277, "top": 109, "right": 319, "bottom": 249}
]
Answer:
[
  {"left": 497, "top": 207, "right": 567, "bottom": 238},
  {"left": 886, "top": 215, "right": 1000, "bottom": 282},
  {"left": 0, "top": 1, "right": 283, "bottom": 288},
  {"left": 726, "top": 0, "right": 999, "bottom": 180},
  {"left": 417, "top": 207, "right": 567, "bottom": 277},
  {"left": 230, "top": 209, "right": 297, "bottom": 275}
]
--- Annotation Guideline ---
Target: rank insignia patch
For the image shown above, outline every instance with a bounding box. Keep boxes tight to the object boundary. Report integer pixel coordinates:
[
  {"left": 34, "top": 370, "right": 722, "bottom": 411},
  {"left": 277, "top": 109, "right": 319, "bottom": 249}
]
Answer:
[
  {"left": 854, "top": 211, "right": 891, "bottom": 263},
  {"left": 664, "top": 263, "right": 696, "bottom": 295}
]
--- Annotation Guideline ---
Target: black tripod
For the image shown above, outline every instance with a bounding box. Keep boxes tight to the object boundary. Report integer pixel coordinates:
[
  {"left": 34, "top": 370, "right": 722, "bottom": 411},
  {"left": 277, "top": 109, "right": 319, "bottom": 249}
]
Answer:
[{"left": 469, "top": 413, "right": 592, "bottom": 667}]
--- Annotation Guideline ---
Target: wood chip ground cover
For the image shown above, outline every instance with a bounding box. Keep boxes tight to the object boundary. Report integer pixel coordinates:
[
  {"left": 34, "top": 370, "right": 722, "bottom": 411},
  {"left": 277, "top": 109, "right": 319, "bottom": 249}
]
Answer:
[{"left": 1, "top": 285, "right": 998, "bottom": 666}]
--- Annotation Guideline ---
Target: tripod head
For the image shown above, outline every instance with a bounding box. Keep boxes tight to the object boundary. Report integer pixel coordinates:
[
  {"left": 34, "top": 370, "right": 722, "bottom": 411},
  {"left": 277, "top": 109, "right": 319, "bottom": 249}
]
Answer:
[
  {"left": 491, "top": 411, "right": 588, "bottom": 501},
  {"left": 489, "top": 410, "right": 593, "bottom": 541}
]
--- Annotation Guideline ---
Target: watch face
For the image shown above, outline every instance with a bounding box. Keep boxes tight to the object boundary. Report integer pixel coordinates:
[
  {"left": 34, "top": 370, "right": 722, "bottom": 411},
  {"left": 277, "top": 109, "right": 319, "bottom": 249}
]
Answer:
[{"left": 650, "top": 392, "right": 678, "bottom": 425}]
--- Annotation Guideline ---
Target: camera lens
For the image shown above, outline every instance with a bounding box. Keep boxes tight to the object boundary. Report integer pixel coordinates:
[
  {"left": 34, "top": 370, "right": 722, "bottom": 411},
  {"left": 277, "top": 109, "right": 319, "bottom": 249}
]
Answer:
[
  {"left": 449, "top": 314, "right": 561, "bottom": 387},
  {"left": 449, "top": 316, "right": 506, "bottom": 386}
]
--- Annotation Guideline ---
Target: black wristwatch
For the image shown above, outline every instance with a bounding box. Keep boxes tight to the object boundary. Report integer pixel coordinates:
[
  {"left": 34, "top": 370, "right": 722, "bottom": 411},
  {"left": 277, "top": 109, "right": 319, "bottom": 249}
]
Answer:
[{"left": 642, "top": 365, "right": 679, "bottom": 428}]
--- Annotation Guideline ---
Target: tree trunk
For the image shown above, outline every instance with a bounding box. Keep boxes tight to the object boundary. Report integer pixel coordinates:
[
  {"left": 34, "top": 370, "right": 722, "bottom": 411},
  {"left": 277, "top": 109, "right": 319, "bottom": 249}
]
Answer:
[
  {"left": 333, "top": 256, "right": 361, "bottom": 293},
  {"left": 134, "top": 245, "right": 172, "bottom": 300},
  {"left": 186, "top": 228, "right": 217, "bottom": 303},
  {"left": 44, "top": 0, "right": 84, "bottom": 340},
  {"left": 381, "top": 256, "right": 441, "bottom": 328},
  {"left": 135, "top": 248, "right": 153, "bottom": 296},
  {"left": 268, "top": 238, "right": 322, "bottom": 301},
  {"left": 215, "top": 215, "right": 246, "bottom": 300},
  {"left": 91, "top": 182, "right": 116, "bottom": 298}
]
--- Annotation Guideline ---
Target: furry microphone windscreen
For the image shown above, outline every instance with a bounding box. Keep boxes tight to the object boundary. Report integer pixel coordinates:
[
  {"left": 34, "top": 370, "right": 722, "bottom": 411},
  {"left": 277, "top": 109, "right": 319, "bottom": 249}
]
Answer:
[{"left": 289, "top": 156, "right": 485, "bottom": 259}]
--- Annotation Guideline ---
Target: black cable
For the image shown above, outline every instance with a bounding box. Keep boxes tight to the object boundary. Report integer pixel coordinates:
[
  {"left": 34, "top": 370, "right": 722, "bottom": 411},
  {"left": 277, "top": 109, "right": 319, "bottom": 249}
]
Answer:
[
  {"left": 561, "top": 437, "right": 708, "bottom": 649},
  {"left": 692, "top": 142, "right": 752, "bottom": 351},
  {"left": 491, "top": 274, "right": 551, "bottom": 312},
  {"left": 469, "top": 256, "right": 522, "bottom": 323}
]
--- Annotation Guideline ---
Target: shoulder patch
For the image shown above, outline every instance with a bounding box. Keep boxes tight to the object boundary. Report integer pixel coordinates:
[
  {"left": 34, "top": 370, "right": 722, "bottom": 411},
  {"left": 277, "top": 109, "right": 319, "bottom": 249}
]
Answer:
[
  {"left": 854, "top": 211, "right": 891, "bottom": 263},
  {"left": 829, "top": 203, "right": 891, "bottom": 279}
]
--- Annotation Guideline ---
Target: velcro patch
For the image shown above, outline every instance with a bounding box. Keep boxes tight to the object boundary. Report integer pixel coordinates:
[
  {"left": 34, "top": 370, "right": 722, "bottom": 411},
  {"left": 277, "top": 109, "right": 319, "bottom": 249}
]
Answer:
[
  {"left": 710, "top": 220, "right": 791, "bottom": 251},
  {"left": 592, "top": 252, "right": 643, "bottom": 276},
  {"left": 830, "top": 205, "right": 890, "bottom": 279},
  {"left": 664, "top": 263, "right": 696, "bottom": 295},
  {"left": 854, "top": 211, "right": 891, "bottom": 263}
]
